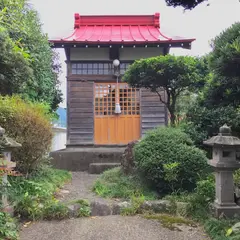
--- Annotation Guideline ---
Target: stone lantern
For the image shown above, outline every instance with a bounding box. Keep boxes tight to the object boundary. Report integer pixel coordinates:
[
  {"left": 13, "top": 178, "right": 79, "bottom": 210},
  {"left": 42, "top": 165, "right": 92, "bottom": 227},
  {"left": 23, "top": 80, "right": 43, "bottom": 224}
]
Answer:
[
  {"left": 204, "top": 124, "right": 240, "bottom": 218},
  {"left": 0, "top": 126, "right": 21, "bottom": 214}
]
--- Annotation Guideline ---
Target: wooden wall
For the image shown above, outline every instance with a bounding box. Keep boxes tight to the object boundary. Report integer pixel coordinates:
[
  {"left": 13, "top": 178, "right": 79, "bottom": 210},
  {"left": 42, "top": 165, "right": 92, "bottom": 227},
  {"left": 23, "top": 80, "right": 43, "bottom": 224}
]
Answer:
[
  {"left": 140, "top": 89, "right": 167, "bottom": 135},
  {"left": 119, "top": 47, "right": 163, "bottom": 60},
  {"left": 67, "top": 80, "right": 94, "bottom": 145}
]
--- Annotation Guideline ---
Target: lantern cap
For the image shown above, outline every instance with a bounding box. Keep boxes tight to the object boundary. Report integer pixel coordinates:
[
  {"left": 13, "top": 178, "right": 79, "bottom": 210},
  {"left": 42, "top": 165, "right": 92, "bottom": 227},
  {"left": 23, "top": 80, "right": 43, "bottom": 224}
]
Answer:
[
  {"left": 219, "top": 124, "right": 231, "bottom": 136},
  {"left": 203, "top": 124, "right": 240, "bottom": 147}
]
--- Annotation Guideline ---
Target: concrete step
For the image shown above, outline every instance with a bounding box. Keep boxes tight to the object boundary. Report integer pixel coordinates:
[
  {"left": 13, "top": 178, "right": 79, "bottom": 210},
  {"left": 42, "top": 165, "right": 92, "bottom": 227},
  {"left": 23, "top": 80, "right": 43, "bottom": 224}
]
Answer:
[
  {"left": 89, "top": 163, "right": 121, "bottom": 174},
  {"left": 50, "top": 147, "right": 125, "bottom": 171}
]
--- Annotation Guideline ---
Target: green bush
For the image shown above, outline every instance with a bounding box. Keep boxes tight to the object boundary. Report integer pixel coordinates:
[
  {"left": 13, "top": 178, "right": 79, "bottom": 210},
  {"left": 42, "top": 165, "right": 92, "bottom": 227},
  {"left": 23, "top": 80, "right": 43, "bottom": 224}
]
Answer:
[
  {"left": 134, "top": 127, "right": 209, "bottom": 194},
  {"left": 0, "top": 212, "right": 18, "bottom": 240},
  {"left": 0, "top": 96, "right": 53, "bottom": 174},
  {"left": 194, "top": 175, "right": 215, "bottom": 204}
]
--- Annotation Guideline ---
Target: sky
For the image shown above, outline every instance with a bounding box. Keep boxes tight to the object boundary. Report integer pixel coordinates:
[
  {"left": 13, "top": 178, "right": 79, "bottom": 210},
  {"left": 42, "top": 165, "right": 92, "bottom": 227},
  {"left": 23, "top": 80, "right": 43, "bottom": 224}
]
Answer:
[{"left": 29, "top": 0, "right": 240, "bottom": 108}]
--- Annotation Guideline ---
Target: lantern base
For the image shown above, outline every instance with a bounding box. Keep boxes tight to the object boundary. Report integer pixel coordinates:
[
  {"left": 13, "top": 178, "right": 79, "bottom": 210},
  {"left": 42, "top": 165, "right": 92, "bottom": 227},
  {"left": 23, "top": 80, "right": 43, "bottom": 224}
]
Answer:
[{"left": 213, "top": 202, "right": 240, "bottom": 218}]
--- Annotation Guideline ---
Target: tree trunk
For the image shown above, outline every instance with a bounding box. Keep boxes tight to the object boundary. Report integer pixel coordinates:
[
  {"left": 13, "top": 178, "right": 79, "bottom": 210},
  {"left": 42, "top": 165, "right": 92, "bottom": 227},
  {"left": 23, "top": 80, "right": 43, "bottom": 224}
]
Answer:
[
  {"left": 169, "top": 112, "right": 176, "bottom": 126},
  {"left": 169, "top": 94, "right": 177, "bottom": 126}
]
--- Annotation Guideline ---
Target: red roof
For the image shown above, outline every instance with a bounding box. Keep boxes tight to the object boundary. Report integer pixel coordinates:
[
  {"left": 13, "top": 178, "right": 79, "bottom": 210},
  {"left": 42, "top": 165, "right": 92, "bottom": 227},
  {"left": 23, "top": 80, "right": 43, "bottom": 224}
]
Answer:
[{"left": 51, "top": 13, "right": 195, "bottom": 45}]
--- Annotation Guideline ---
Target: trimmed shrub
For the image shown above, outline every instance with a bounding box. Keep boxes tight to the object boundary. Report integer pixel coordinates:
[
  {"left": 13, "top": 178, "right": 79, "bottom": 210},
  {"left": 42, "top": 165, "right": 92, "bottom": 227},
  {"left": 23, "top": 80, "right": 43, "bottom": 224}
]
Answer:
[
  {"left": 134, "top": 127, "right": 209, "bottom": 194},
  {"left": 0, "top": 96, "right": 53, "bottom": 174}
]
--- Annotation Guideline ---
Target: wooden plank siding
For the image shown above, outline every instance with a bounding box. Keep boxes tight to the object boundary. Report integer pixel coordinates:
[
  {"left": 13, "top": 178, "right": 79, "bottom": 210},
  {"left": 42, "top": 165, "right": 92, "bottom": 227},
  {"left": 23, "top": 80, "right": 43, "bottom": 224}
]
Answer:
[
  {"left": 140, "top": 89, "right": 167, "bottom": 135},
  {"left": 67, "top": 80, "right": 94, "bottom": 145}
]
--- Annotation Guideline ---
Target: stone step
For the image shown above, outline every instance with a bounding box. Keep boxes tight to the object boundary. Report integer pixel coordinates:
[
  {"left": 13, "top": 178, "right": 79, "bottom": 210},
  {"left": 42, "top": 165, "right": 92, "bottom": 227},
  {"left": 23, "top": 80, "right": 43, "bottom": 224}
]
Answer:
[
  {"left": 67, "top": 199, "right": 186, "bottom": 217},
  {"left": 50, "top": 147, "right": 124, "bottom": 171},
  {"left": 89, "top": 163, "right": 121, "bottom": 174}
]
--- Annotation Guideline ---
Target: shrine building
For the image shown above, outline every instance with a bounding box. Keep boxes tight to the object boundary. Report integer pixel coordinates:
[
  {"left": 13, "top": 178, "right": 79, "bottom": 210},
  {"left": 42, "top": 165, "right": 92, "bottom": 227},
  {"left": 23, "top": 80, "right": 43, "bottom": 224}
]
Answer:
[{"left": 50, "top": 13, "right": 195, "bottom": 147}]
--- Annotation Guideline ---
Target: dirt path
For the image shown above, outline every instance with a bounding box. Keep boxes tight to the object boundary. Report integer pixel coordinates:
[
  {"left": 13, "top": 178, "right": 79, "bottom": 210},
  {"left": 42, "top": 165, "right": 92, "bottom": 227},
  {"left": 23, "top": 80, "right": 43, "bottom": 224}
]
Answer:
[{"left": 19, "top": 172, "right": 209, "bottom": 240}]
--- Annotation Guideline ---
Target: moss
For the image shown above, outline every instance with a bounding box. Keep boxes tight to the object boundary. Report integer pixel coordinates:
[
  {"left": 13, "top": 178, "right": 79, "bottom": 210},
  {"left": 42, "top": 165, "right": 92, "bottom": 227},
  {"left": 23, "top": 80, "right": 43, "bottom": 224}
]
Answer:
[
  {"left": 68, "top": 199, "right": 90, "bottom": 207},
  {"left": 144, "top": 214, "right": 197, "bottom": 231}
]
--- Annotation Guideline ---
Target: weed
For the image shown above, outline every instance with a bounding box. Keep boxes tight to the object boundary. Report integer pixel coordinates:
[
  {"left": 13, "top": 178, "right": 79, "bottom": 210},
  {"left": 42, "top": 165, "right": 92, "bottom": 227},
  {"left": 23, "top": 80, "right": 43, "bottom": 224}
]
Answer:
[
  {"left": 204, "top": 218, "right": 235, "bottom": 240},
  {"left": 7, "top": 167, "right": 71, "bottom": 221},
  {"left": 43, "top": 202, "right": 69, "bottom": 220},
  {"left": 77, "top": 205, "right": 91, "bottom": 217},
  {"left": 67, "top": 199, "right": 91, "bottom": 217},
  {"left": 121, "top": 195, "right": 145, "bottom": 216},
  {"left": 93, "top": 167, "right": 157, "bottom": 200},
  {"left": 0, "top": 212, "right": 18, "bottom": 240}
]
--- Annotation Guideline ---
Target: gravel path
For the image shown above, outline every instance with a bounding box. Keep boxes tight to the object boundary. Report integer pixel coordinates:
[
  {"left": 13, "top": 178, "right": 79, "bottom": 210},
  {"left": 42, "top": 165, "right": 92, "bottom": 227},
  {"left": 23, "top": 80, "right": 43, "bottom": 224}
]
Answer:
[
  {"left": 56, "top": 172, "right": 114, "bottom": 205},
  {"left": 19, "top": 172, "right": 210, "bottom": 240},
  {"left": 20, "top": 215, "right": 209, "bottom": 240},
  {"left": 58, "top": 172, "right": 99, "bottom": 202}
]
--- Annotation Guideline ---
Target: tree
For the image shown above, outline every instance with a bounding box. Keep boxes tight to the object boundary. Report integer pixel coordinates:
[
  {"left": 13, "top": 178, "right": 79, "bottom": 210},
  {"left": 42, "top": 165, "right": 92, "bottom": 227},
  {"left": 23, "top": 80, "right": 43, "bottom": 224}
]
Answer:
[
  {"left": 202, "top": 22, "right": 240, "bottom": 108},
  {"left": 165, "top": 0, "right": 207, "bottom": 9},
  {"left": 0, "top": 27, "right": 33, "bottom": 95},
  {"left": 0, "top": 0, "right": 62, "bottom": 110},
  {"left": 123, "top": 55, "right": 205, "bottom": 125},
  {"left": 209, "top": 22, "right": 240, "bottom": 79}
]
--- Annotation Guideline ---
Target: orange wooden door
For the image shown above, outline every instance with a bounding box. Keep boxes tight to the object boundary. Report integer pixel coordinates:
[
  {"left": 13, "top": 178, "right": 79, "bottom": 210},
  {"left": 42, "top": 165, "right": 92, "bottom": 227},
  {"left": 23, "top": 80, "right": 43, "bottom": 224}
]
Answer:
[{"left": 94, "top": 83, "right": 140, "bottom": 145}]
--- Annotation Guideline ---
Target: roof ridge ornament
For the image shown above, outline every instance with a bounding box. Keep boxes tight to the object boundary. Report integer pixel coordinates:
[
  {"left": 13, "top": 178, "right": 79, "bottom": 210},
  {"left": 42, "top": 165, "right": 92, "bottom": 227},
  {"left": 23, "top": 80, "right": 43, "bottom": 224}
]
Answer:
[
  {"left": 74, "top": 13, "right": 81, "bottom": 29},
  {"left": 154, "top": 13, "right": 160, "bottom": 28}
]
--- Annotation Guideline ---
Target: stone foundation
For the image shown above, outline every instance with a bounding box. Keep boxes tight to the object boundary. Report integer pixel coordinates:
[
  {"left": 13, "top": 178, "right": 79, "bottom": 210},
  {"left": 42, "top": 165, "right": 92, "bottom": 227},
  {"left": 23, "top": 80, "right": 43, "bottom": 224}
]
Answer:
[
  {"left": 50, "top": 147, "right": 125, "bottom": 172},
  {"left": 214, "top": 203, "right": 240, "bottom": 218}
]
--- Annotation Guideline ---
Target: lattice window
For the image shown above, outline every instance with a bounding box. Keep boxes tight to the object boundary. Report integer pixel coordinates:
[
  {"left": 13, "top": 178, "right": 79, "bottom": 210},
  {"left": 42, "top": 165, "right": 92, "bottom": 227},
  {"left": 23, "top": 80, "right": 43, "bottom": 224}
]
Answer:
[
  {"left": 95, "top": 83, "right": 140, "bottom": 116},
  {"left": 72, "top": 62, "right": 131, "bottom": 75}
]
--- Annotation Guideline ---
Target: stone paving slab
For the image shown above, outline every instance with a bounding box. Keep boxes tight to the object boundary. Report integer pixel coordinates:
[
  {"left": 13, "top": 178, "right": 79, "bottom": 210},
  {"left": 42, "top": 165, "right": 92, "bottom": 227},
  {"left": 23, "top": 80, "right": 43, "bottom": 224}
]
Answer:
[{"left": 20, "top": 215, "right": 210, "bottom": 240}]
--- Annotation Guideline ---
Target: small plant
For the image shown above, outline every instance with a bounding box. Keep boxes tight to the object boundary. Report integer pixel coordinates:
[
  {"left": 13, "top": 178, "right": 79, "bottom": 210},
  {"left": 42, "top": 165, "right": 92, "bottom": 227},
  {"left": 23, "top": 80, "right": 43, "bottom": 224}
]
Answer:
[
  {"left": 43, "top": 201, "right": 69, "bottom": 220},
  {"left": 0, "top": 212, "right": 18, "bottom": 240},
  {"left": 204, "top": 218, "right": 236, "bottom": 240},
  {"left": 77, "top": 205, "right": 91, "bottom": 217},
  {"left": 121, "top": 194, "right": 145, "bottom": 216},
  {"left": 234, "top": 169, "right": 240, "bottom": 187},
  {"left": 93, "top": 167, "right": 157, "bottom": 200},
  {"left": 69, "top": 199, "right": 91, "bottom": 217},
  {"left": 8, "top": 166, "right": 71, "bottom": 220}
]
